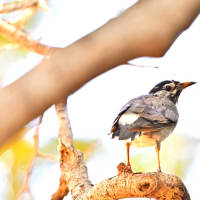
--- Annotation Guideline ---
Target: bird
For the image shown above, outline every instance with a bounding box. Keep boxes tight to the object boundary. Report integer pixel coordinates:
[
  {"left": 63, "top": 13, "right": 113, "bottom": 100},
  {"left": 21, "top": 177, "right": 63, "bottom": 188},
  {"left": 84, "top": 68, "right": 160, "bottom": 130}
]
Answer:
[{"left": 110, "top": 80, "right": 196, "bottom": 172}]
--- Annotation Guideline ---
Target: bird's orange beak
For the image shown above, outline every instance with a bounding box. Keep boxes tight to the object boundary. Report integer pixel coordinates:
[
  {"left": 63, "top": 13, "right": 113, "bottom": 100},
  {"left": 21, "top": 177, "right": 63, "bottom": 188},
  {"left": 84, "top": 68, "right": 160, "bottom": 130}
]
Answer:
[{"left": 181, "top": 82, "right": 196, "bottom": 90}]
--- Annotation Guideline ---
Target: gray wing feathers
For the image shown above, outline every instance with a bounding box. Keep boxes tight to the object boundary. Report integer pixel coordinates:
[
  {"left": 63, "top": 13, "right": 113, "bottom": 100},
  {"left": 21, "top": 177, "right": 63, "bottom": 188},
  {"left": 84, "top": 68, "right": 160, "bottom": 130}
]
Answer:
[
  {"left": 164, "top": 108, "right": 178, "bottom": 122},
  {"left": 111, "top": 94, "right": 179, "bottom": 140},
  {"left": 128, "top": 95, "right": 179, "bottom": 123}
]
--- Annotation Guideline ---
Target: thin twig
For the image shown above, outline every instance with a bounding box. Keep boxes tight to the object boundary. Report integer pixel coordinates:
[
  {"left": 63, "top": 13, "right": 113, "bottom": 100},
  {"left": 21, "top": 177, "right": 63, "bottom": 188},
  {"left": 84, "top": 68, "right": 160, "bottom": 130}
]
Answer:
[
  {"left": 0, "top": 18, "right": 54, "bottom": 55},
  {"left": 0, "top": 0, "right": 38, "bottom": 14},
  {"left": 37, "top": 151, "right": 58, "bottom": 161},
  {"left": 17, "top": 115, "right": 43, "bottom": 199},
  {"left": 125, "top": 62, "right": 159, "bottom": 69}
]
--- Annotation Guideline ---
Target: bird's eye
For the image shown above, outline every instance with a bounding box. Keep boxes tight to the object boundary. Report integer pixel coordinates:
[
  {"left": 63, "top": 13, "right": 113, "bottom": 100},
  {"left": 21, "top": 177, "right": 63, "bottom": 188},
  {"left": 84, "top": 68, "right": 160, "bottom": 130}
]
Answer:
[{"left": 165, "top": 85, "right": 172, "bottom": 91}]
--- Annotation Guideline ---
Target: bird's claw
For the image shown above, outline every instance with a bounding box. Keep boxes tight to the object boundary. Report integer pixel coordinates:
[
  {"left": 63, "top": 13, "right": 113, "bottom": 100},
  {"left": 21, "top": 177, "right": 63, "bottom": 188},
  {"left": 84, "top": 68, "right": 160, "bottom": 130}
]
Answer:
[
  {"left": 157, "top": 168, "right": 162, "bottom": 173},
  {"left": 117, "top": 162, "right": 133, "bottom": 174}
]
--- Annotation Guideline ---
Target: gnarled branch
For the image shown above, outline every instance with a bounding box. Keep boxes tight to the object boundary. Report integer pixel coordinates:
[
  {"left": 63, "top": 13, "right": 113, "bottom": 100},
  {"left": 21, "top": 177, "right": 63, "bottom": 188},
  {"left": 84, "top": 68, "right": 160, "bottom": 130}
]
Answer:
[
  {"left": 52, "top": 100, "right": 93, "bottom": 200},
  {"left": 79, "top": 163, "right": 190, "bottom": 200}
]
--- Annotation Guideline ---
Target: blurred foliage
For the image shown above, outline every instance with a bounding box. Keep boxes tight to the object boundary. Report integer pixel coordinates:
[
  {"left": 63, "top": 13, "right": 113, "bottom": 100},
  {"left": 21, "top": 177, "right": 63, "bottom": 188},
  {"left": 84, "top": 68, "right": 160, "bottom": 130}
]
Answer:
[
  {"left": 74, "top": 139, "right": 98, "bottom": 160},
  {"left": 39, "top": 138, "right": 58, "bottom": 155},
  {"left": 0, "top": 35, "right": 15, "bottom": 49},
  {"left": 0, "top": 128, "right": 31, "bottom": 156},
  {"left": 0, "top": 138, "right": 34, "bottom": 199},
  {"left": 40, "top": 138, "right": 97, "bottom": 160},
  {"left": 0, "top": 134, "right": 97, "bottom": 199},
  {"left": 132, "top": 134, "right": 198, "bottom": 177}
]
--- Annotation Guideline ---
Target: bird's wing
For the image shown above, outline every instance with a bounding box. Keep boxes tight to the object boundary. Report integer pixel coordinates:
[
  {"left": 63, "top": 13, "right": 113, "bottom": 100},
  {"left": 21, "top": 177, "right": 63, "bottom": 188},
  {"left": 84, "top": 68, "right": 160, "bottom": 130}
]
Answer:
[
  {"left": 111, "top": 99, "right": 133, "bottom": 132},
  {"left": 139, "top": 95, "right": 179, "bottom": 125},
  {"left": 111, "top": 95, "right": 178, "bottom": 139}
]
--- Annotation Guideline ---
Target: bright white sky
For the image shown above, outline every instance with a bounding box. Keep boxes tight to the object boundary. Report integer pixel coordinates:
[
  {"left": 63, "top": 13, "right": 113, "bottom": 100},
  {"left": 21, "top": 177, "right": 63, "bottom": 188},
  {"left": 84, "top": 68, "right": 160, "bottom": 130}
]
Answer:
[{"left": 1, "top": 0, "right": 200, "bottom": 199}]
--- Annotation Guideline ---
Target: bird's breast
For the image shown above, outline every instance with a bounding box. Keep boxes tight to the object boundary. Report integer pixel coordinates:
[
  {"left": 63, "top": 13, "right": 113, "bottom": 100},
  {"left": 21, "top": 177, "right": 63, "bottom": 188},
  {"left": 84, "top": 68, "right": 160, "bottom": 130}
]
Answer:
[{"left": 131, "top": 126, "right": 175, "bottom": 147}]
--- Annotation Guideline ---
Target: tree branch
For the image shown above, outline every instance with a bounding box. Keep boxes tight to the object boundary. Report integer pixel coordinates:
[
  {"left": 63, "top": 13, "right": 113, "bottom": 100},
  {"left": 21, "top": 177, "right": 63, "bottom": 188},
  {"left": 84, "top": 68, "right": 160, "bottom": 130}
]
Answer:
[
  {"left": 0, "top": 0, "right": 47, "bottom": 14},
  {"left": 79, "top": 163, "right": 190, "bottom": 200},
  {"left": 0, "top": 0, "right": 38, "bottom": 14},
  {"left": 52, "top": 100, "right": 93, "bottom": 200},
  {"left": 0, "top": 0, "right": 199, "bottom": 154},
  {"left": 0, "top": 19, "right": 53, "bottom": 54}
]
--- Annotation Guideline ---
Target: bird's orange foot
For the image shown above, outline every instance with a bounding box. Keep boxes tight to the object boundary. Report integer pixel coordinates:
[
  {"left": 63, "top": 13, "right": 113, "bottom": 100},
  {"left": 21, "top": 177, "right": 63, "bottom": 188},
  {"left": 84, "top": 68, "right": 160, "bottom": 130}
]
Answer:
[
  {"left": 117, "top": 163, "right": 133, "bottom": 174},
  {"left": 125, "top": 164, "right": 133, "bottom": 173},
  {"left": 157, "top": 168, "right": 162, "bottom": 173}
]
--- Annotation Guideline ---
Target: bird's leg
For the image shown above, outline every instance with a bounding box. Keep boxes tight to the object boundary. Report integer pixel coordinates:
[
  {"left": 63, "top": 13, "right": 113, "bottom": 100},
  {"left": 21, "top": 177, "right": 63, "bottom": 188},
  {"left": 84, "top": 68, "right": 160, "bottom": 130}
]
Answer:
[
  {"left": 126, "top": 142, "right": 131, "bottom": 167},
  {"left": 155, "top": 141, "right": 161, "bottom": 172}
]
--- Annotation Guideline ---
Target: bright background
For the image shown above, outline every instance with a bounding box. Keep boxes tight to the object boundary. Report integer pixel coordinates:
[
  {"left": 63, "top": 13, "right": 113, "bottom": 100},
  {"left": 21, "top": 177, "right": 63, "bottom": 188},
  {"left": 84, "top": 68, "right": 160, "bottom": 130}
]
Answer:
[{"left": 0, "top": 0, "right": 200, "bottom": 199}]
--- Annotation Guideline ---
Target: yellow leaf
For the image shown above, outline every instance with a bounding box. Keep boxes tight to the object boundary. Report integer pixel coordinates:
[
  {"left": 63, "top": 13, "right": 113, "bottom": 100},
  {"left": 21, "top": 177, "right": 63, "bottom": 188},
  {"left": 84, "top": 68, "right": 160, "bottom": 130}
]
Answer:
[
  {"left": 0, "top": 128, "right": 30, "bottom": 156},
  {"left": 0, "top": 138, "right": 35, "bottom": 197}
]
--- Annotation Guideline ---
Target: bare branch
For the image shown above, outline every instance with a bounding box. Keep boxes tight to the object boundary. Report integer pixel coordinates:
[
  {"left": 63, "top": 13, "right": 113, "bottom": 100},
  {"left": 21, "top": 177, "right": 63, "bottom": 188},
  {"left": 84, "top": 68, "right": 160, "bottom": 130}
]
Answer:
[
  {"left": 52, "top": 100, "right": 93, "bottom": 200},
  {"left": 125, "top": 62, "right": 159, "bottom": 69},
  {"left": 78, "top": 163, "right": 190, "bottom": 200},
  {"left": 1, "top": 0, "right": 48, "bottom": 27},
  {"left": 55, "top": 101, "right": 73, "bottom": 147},
  {"left": 0, "top": 19, "right": 54, "bottom": 55},
  {"left": 12, "top": 7, "right": 38, "bottom": 27},
  {"left": 36, "top": 151, "right": 58, "bottom": 161},
  {"left": 0, "top": 0, "right": 38, "bottom": 14},
  {"left": 17, "top": 115, "right": 43, "bottom": 199}
]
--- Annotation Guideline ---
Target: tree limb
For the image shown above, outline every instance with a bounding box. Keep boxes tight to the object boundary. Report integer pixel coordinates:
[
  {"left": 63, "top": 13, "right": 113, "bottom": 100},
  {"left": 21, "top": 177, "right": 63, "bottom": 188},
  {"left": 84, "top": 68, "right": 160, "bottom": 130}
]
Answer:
[
  {"left": 52, "top": 100, "right": 93, "bottom": 200},
  {"left": 78, "top": 163, "right": 190, "bottom": 200},
  {"left": 0, "top": 0, "right": 199, "bottom": 151}
]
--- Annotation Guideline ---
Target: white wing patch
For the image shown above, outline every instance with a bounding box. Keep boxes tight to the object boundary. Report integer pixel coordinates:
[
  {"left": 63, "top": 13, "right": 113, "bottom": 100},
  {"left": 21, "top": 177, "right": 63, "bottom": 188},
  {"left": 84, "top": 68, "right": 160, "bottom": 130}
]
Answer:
[{"left": 119, "top": 113, "right": 139, "bottom": 125}]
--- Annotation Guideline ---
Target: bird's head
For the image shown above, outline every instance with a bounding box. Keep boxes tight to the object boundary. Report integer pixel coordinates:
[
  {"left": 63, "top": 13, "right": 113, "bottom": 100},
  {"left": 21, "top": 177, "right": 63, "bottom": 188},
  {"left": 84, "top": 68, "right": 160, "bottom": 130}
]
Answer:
[{"left": 149, "top": 80, "right": 196, "bottom": 103}]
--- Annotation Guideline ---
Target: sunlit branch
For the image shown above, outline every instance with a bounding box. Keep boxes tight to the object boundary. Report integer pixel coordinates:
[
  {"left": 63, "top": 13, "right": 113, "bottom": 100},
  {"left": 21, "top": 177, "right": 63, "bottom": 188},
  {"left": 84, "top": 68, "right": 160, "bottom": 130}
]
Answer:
[
  {"left": 52, "top": 100, "right": 93, "bottom": 200},
  {"left": 0, "top": 0, "right": 47, "bottom": 14},
  {"left": 0, "top": 18, "right": 54, "bottom": 55},
  {"left": 37, "top": 151, "right": 58, "bottom": 161}
]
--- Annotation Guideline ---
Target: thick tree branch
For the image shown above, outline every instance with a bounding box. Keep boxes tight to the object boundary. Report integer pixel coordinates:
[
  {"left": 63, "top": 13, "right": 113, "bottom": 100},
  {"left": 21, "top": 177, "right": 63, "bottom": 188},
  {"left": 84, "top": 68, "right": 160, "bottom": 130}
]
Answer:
[
  {"left": 0, "top": 0, "right": 199, "bottom": 148},
  {"left": 78, "top": 163, "right": 190, "bottom": 200}
]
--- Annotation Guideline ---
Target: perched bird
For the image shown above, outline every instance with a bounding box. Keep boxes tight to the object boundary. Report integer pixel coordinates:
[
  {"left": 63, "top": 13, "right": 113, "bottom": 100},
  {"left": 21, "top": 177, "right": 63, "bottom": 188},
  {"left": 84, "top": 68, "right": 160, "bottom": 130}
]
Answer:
[{"left": 110, "top": 80, "right": 196, "bottom": 172}]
